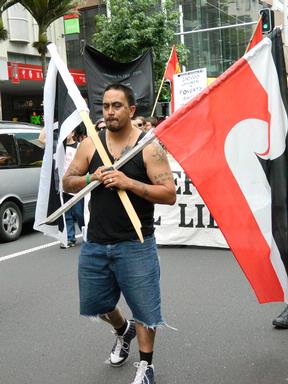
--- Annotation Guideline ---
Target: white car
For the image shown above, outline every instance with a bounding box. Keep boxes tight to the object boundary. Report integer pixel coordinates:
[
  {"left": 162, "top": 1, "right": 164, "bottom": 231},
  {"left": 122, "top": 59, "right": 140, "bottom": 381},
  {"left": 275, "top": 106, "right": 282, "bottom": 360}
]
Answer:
[{"left": 0, "top": 121, "right": 44, "bottom": 242}]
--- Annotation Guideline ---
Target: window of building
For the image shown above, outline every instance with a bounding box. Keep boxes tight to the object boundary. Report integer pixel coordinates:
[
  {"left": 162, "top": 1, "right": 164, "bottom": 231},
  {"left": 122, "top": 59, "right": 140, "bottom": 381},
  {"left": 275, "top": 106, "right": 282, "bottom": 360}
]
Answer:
[
  {"left": 7, "top": 53, "right": 43, "bottom": 66},
  {"left": 176, "top": 0, "right": 262, "bottom": 77},
  {"left": 236, "top": 0, "right": 242, "bottom": 10},
  {"left": 245, "top": 0, "right": 251, "bottom": 11},
  {"left": 7, "top": 4, "right": 29, "bottom": 43}
]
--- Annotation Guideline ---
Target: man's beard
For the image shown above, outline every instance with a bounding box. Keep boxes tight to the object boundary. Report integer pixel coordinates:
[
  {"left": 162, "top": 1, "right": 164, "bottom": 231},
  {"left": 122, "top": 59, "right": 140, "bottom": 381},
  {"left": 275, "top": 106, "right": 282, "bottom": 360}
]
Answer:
[{"left": 106, "top": 119, "right": 123, "bottom": 132}]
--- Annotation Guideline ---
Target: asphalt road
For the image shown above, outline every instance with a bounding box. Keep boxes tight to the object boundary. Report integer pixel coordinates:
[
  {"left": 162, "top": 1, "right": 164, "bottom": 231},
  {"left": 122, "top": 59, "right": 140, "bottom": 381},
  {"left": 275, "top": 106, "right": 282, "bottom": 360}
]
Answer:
[{"left": 1, "top": 227, "right": 288, "bottom": 384}]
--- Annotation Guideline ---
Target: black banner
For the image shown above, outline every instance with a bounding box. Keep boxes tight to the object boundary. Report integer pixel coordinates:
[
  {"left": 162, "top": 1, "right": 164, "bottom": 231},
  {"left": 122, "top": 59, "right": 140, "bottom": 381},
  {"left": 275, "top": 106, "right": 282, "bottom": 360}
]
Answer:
[{"left": 83, "top": 45, "right": 155, "bottom": 122}]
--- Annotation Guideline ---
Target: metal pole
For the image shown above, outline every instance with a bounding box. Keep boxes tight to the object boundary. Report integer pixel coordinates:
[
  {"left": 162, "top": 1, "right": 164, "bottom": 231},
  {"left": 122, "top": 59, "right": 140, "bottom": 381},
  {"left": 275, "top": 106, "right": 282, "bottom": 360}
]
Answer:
[
  {"left": 217, "top": 1, "right": 224, "bottom": 74},
  {"left": 179, "top": 4, "right": 186, "bottom": 72},
  {"left": 40, "top": 130, "right": 156, "bottom": 225},
  {"left": 175, "top": 21, "right": 257, "bottom": 36},
  {"left": 284, "top": 0, "right": 288, "bottom": 46},
  {"left": 0, "top": 92, "right": 2, "bottom": 120},
  {"left": 106, "top": 0, "right": 111, "bottom": 20}
]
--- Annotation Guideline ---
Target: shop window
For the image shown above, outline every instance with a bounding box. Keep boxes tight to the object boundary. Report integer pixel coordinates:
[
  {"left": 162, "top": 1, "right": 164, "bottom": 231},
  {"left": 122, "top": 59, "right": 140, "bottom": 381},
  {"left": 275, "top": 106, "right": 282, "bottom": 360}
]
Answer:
[
  {"left": 7, "top": 4, "right": 29, "bottom": 43},
  {"left": 0, "top": 134, "right": 17, "bottom": 167},
  {"left": 15, "top": 133, "right": 44, "bottom": 167}
]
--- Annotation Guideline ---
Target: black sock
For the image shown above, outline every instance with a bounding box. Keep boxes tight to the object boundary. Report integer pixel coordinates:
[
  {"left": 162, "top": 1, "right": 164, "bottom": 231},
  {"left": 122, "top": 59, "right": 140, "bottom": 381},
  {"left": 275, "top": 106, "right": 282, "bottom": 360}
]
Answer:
[
  {"left": 139, "top": 351, "right": 153, "bottom": 366},
  {"left": 115, "top": 319, "right": 128, "bottom": 336}
]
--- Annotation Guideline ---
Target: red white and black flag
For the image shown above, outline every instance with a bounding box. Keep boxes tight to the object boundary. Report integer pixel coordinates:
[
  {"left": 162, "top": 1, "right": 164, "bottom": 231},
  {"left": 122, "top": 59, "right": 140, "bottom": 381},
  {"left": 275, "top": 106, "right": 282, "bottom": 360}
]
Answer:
[
  {"left": 164, "top": 45, "right": 181, "bottom": 113},
  {"left": 155, "top": 29, "right": 288, "bottom": 303}
]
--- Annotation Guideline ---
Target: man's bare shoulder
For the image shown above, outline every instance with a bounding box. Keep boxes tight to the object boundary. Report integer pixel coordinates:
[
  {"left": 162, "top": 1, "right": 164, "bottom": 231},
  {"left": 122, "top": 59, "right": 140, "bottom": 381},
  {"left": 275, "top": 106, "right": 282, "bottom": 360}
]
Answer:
[
  {"left": 78, "top": 136, "right": 96, "bottom": 158},
  {"left": 80, "top": 136, "right": 95, "bottom": 148},
  {"left": 143, "top": 139, "right": 168, "bottom": 164}
]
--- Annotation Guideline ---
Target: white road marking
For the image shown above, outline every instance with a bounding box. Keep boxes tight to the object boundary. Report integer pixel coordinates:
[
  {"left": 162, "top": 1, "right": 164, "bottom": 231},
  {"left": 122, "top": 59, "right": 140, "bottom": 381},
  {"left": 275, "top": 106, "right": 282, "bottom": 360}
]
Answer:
[{"left": 0, "top": 234, "right": 82, "bottom": 262}]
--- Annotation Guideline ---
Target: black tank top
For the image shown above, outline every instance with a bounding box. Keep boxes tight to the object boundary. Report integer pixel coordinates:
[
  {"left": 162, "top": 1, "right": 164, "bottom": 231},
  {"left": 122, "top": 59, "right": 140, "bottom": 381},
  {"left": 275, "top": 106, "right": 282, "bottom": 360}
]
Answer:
[{"left": 87, "top": 130, "right": 154, "bottom": 243}]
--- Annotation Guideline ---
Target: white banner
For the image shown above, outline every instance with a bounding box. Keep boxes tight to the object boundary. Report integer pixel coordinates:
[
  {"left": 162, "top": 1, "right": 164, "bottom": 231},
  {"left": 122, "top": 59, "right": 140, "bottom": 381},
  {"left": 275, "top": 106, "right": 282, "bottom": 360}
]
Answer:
[
  {"left": 154, "top": 155, "right": 228, "bottom": 248},
  {"left": 173, "top": 67, "right": 207, "bottom": 111}
]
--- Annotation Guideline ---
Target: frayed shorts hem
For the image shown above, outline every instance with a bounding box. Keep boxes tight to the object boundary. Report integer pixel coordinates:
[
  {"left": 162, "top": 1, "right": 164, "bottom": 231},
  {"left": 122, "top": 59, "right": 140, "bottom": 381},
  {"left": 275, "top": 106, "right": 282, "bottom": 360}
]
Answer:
[
  {"left": 80, "top": 314, "right": 177, "bottom": 331},
  {"left": 133, "top": 317, "right": 166, "bottom": 330}
]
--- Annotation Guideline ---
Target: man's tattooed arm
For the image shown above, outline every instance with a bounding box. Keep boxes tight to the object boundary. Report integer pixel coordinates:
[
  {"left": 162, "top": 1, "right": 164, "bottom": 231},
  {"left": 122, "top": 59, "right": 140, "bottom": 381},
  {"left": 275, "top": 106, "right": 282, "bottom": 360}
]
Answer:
[
  {"left": 132, "top": 141, "right": 176, "bottom": 205},
  {"left": 130, "top": 180, "right": 150, "bottom": 199},
  {"left": 63, "top": 164, "right": 90, "bottom": 193},
  {"left": 153, "top": 172, "right": 174, "bottom": 185},
  {"left": 128, "top": 171, "right": 175, "bottom": 205},
  {"left": 150, "top": 143, "right": 167, "bottom": 163}
]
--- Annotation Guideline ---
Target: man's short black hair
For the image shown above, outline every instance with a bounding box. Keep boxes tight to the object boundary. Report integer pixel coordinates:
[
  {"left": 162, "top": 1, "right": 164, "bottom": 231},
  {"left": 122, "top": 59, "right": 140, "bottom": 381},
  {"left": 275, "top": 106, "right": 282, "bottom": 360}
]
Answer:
[{"left": 104, "top": 83, "right": 136, "bottom": 107}]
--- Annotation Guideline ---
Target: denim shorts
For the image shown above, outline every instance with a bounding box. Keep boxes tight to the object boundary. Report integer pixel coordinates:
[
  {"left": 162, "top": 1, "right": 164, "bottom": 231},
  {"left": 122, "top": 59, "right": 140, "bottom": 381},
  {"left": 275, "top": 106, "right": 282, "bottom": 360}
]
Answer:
[{"left": 78, "top": 235, "right": 164, "bottom": 328}]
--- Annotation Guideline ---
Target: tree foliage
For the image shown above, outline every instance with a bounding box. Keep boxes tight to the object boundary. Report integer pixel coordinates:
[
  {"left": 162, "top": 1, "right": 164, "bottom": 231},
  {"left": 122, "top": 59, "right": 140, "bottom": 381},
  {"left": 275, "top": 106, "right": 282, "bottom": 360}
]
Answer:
[{"left": 92, "top": 0, "right": 189, "bottom": 97}]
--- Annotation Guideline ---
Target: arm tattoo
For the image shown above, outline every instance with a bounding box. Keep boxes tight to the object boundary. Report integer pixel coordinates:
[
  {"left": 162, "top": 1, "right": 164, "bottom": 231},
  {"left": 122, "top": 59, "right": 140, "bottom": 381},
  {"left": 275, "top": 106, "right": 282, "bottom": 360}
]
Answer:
[
  {"left": 63, "top": 164, "right": 85, "bottom": 193},
  {"left": 65, "top": 164, "right": 84, "bottom": 177},
  {"left": 154, "top": 172, "right": 173, "bottom": 185},
  {"left": 142, "top": 184, "right": 149, "bottom": 199},
  {"left": 133, "top": 180, "right": 150, "bottom": 199},
  {"left": 151, "top": 144, "right": 167, "bottom": 162}
]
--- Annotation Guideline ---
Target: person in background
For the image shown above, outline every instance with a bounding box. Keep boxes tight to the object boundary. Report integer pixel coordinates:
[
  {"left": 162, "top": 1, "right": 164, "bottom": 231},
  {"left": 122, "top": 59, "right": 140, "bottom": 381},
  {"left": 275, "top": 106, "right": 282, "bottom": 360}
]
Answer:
[
  {"left": 62, "top": 83, "right": 176, "bottom": 384},
  {"left": 38, "top": 127, "right": 46, "bottom": 145},
  {"left": 145, "top": 117, "right": 157, "bottom": 131},
  {"left": 73, "top": 123, "right": 87, "bottom": 143},
  {"left": 134, "top": 116, "right": 147, "bottom": 131},
  {"left": 95, "top": 117, "right": 106, "bottom": 132},
  {"left": 38, "top": 124, "right": 85, "bottom": 249},
  {"left": 131, "top": 119, "right": 139, "bottom": 129},
  {"left": 60, "top": 130, "right": 85, "bottom": 249}
]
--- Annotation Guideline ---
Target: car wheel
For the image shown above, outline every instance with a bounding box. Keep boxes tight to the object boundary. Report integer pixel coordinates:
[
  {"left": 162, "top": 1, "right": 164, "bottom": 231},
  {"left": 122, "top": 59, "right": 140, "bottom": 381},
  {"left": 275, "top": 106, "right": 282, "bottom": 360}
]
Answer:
[{"left": 0, "top": 201, "right": 23, "bottom": 242}]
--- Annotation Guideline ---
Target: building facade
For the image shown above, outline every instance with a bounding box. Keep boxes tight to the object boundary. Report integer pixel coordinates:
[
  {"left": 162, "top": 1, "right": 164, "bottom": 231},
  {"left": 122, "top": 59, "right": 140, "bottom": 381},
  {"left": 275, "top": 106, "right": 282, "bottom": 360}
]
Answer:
[
  {"left": 175, "top": 0, "right": 264, "bottom": 76},
  {"left": 68, "top": 1, "right": 277, "bottom": 77},
  {"left": 0, "top": 3, "right": 67, "bottom": 121}
]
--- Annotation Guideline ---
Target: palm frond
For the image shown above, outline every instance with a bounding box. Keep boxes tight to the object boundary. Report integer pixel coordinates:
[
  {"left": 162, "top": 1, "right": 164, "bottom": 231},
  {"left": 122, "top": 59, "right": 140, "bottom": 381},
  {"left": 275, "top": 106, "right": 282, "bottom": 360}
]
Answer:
[
  {"left": 0, "top": 16, "right": 7, "bottom": 40},
  {"left": 20, "top": 0, "right": 78, "bottom": 26},
  {"left": 2, "top": 0, "right": 20, "bottom": 12}
]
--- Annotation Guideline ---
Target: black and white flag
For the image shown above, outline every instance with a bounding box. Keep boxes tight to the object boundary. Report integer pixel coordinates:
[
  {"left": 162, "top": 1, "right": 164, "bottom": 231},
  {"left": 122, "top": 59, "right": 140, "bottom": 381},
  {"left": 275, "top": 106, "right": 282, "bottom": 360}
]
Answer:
[
  {"left": 33, "top": 44, "right": 88, "bottom": 244},
  {"left": 83, "top": 45, "right": 154, "bottom": 122}
]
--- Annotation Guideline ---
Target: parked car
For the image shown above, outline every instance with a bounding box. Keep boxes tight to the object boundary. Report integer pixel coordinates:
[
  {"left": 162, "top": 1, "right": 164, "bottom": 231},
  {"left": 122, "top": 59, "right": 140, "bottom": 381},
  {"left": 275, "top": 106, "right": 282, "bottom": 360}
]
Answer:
[{"left": 0, "top": 121, "right": 44, "bottom": 242}]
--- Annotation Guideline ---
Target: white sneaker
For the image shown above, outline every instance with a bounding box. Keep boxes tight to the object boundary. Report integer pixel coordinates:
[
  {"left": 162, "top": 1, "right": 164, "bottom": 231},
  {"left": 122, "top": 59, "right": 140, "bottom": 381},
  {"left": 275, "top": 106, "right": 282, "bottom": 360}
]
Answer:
[
  {"left": 109, "top": 319, "right": 136, "bottom": 366},
  {"left": 130, "top": 361, "right": 155, "bottom": 384}
]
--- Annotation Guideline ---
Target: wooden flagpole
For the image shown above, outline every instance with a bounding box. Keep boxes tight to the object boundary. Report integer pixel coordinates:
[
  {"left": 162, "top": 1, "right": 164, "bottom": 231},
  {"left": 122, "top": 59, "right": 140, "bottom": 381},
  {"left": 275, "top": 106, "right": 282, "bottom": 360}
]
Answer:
[{"left": 150, "top": 45, "right": 175, "bottom": 117}]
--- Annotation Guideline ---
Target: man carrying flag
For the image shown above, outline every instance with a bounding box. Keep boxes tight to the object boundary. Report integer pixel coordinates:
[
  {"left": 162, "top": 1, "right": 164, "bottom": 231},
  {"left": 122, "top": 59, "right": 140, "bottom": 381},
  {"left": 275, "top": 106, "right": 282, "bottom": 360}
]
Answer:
[{"left": 62, "top": 83, "right": 176, "bottom": 384}]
